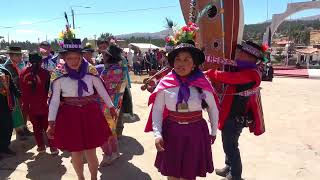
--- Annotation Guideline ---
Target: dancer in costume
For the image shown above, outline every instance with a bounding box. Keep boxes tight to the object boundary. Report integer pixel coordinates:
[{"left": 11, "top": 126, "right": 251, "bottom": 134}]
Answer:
[
  {"left": 99, "top": 44, "right": 128, "bottom": 165},
  {"left": 145, "top": 23, "right": 220, "bottom": 180},
  {"left": 206, "top": 41, "right": 266, "bottom": 180},
  {"left": 95, "top": 38, "right": 109, "bottom": 64},
  {"left": 20, "top": 52, "right": 58, "bottom": 155},
  {"left": 46, "top": 35, "right": 116, "bottom": 180},
  {"left": 82, "top": 43, "right": 96, "bottom": 65},
  {"left": 39, "top": 41, "right": 58, "bottom": 72},
  {"left": 4, "top": 46, "right": 33, "bottom": 140},
  {"left": 0, "top": 64, "right": 20, "bottom": 157}
]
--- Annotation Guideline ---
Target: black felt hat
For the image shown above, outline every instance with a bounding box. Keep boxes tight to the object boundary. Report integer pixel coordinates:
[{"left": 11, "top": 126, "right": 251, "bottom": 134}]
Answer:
[
  {"left": 168, "top": 40, "right": 205, "bottom": 67},
  {"left": 104, "top": 44, "right": 123, "bottom": 62},
  {"left": 6, "top": 46, "right": 22, "bottom": 54},
  {"left": 60, "top": 39, "right": 82, "bottom": 53}
]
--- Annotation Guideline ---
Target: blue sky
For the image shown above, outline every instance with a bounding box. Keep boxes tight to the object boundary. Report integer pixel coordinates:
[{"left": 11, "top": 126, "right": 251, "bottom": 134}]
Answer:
[{"left": 0, "top": 0, "right": 319, "bottom": 42}]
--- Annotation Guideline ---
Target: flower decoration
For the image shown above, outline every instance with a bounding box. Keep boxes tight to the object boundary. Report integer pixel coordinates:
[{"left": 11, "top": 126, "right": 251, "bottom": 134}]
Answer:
[
  {"left": 175, "top": 22, "right": 199, "bottom": 44},
  {"left": 165, "top": 36, "right": 176, "bottom": 46},
  {"left": 261, "top": 43, "right": 270, "bottom": 63},
  {"left": 57, "top": 25, "right": 76, "bottom": 47}
]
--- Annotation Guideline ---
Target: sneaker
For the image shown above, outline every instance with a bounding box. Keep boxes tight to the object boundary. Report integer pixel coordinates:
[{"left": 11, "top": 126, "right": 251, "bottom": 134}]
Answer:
[
  {"left": 37, "top": 146, "right": 46, "bottom": 153},
  {"left": 50, "top": 148, "right": 59, "bottom": 155},
  {"left": 215, "top": 166, "right": 230, "bottom": 177}
]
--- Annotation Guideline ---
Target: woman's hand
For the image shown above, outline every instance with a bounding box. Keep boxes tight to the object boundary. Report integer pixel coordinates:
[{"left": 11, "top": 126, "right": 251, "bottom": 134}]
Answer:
[
  {"left": 155, "top": 137, "right": 165, "bottom": 152},
  {"left": 46, "top": 122, "right": 55, "bottom": 139},
  {"left": 210, "top": 135, "right": 216, "bottom": 145}
]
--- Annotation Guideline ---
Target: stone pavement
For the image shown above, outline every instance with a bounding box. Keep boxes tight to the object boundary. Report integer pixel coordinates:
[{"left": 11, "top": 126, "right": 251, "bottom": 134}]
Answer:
[{"left": 1, "top": 77, "right": 320, "bottom": 180}]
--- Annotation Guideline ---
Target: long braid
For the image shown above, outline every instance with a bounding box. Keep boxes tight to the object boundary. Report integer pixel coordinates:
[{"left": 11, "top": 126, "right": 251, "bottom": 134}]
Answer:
[
  {"left": 30, "top": 63, "right": 40, "bottom": 93},
  {"left": 195, "top": 87, "right": 208, "bottom": 109}
]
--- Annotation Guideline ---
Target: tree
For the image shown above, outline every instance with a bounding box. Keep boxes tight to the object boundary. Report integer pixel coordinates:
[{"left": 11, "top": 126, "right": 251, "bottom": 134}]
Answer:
[{"left": 99, "top": 32, "right": 113, "bottom": 40}]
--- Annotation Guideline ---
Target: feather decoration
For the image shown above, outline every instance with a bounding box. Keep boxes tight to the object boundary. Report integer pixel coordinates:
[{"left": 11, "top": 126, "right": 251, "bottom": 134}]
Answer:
[{"left": 165, "top": 17, "right": 174, "bottom": 29}]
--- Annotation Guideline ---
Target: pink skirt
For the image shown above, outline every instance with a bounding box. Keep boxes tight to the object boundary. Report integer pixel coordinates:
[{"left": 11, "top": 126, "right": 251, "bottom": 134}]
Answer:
[{"left": 54, "top": 102, "right": 111, "bottom": 152}]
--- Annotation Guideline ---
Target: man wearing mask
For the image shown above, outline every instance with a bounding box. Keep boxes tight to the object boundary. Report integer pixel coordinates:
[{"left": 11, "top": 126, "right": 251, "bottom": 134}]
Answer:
[
  {"left": 206, "top": 41, "right": 266, "bottom": 180},
  {"left": 95, "top": 38, "right": 109, "bottom": 64},
  {"left": 82, "top": 43, "right": 95, "bottom": 65},
  {"left": 39, "top": 41, "right": 57, "bottom": 72},
  {"left": 4, "top": 46, "right": 32, "bottom": 140}
]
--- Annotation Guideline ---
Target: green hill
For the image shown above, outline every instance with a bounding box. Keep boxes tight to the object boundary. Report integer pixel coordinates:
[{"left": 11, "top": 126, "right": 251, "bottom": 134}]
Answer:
[{"left": 243, "top": 19, "right": 320, "bottom": 44}]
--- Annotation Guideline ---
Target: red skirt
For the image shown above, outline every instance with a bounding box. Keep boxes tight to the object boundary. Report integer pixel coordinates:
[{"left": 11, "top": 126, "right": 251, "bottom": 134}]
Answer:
[{"left": 54, "top": 102, "right": 111, "bottom": 152}]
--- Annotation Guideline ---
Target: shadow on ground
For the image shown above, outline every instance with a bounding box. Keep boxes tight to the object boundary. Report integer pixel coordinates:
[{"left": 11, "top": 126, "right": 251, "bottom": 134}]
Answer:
[
  {"left": 0, "top": 137, "right": 35, "bottom": 179},
  {"left": 25, "top": 153, "right": 66, "bottom": 180},
  {"left": 99, "top": 135, "right": 151, "bottom": 180}
]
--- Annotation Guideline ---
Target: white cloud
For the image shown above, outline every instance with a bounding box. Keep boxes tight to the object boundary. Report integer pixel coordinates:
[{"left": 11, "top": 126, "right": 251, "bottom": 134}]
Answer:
[
  {"left": 15, "top": 29, "right": 43, "bottom": 34},
  {"left": 18, "top": 21, "right": 33, "bottom": 25}
]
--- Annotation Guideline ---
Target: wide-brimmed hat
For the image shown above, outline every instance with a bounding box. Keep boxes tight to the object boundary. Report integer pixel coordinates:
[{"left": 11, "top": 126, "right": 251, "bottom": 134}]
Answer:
[
  {"left": 60, "top": 39, "right": 82, "bottom": 53},
  {"left": 104, "top": 44, "right": 123, "bottom": 62},
  {"left": 168, "top": 40, "right": 205, "bottom": 67},
  {"left": 237, "top": 41, "right": 263, "bottom": 59},
  {"left": 39, "top": 41, "right": 51, "bottom": 47},
  {"left": 6, "top": 46, "right": 22, "bottom": 54},
  {"left": 81, "top": 43, "right": 94, "bottom": 53},
  {"left": 28, "top": 51, "right": 42, "bottom": 64}
]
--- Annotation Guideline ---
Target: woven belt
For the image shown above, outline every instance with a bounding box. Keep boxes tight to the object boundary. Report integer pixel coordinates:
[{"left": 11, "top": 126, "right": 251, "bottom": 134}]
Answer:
[
  {"left": 62, "top": 95, "right": 97, "bottom": 107},
  {"left": 168, "top": 111, "right": 203, "bottom": 125}
]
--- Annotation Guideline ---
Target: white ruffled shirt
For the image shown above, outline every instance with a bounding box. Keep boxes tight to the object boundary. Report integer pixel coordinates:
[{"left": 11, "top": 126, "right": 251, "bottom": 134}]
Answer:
[
  {"left": 48, "top": 74, "right": 113, "bottom": 121},
  {"left": 152, "top": 86, "right": 219, "bottom": 139}
]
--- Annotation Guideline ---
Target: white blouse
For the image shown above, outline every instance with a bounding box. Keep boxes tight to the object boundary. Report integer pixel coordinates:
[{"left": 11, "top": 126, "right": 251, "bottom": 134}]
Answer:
[
  {"left": 152, "top": 86, "right": 219, "bottom": 139},
  {"left": 48, "top": 74, "right": 114, "bottom": 121}
]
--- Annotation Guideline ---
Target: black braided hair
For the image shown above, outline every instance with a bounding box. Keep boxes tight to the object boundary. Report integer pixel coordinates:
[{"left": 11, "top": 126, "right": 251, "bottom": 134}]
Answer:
[
  {"left": 30, "top": 63, "right": 41, "bottom": 92},
  {"left": 195, "top": 87, "right": 209, "bottom": 109}
]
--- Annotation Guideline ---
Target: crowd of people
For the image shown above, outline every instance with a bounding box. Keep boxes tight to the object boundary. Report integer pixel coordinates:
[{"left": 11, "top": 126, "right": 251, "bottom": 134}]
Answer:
[
  {"left": 131, "top": 49, "right": 168, "bottom": 75},
  {"left": 0, "top": 35, "right": 134, "bottom": 180},
  {"left": 0, "top": 23, "right": 266, "bottom": 180}
]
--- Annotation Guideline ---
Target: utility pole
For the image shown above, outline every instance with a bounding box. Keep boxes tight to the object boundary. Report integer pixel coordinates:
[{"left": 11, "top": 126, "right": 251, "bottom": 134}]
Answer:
[
  {"left": 70, "top": 6, "right": 91, "bottom": 30},
  {"left": 71, "top": 8, "right": 75, "bottom": 29}
]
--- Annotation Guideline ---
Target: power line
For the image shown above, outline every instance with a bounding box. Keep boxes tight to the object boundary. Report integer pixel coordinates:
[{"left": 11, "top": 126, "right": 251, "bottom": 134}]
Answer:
[
  {"left": 76, "top": 5, "right": 177, "bottom": 16},
  {"left": 0, "top": 5, "right": 177, "bottom": 30}
]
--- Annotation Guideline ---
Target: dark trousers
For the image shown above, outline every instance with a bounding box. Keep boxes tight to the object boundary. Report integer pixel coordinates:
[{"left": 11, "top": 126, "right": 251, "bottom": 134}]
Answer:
[
  {"left": 29, "top": 114, "right": 55, "bottom": 148},
  {"left": 0, "top": 111, "right": 13, "bottom": 152},
  {"left": 222, "top": 117, "right": 243, "bottom": 177},
  {"left": 116, "top": 87, "right": 133, "bottom": 136}
]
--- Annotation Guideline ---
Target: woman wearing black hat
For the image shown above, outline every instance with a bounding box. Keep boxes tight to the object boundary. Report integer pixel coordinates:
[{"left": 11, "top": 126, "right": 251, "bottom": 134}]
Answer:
[
  {"left": 20, "top": 52, "right": 58, "bottom": 155},
  {"left": 46, "top": 37, "right": 116, "bottom": 180},
  {"left": 144, "top": 23, "right": 219, "bottom": 180},
  {"left": 99, "top": 44, "right": 130, "bottom": 165}
]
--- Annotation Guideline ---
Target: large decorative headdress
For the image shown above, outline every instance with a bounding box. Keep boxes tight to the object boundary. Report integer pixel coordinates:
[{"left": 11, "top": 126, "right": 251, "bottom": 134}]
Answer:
[
  {"left": 57, "top": 12, "right": 81, "bottom": 53},
  {"left": 166, "top": 21, "right": 205, "bottom": 66}
]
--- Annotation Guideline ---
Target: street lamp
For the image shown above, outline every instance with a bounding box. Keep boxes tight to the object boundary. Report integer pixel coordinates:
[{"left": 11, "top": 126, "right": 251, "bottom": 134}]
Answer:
[{"left": 70, "top": 5, "right": 91, "bottom": 29}]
